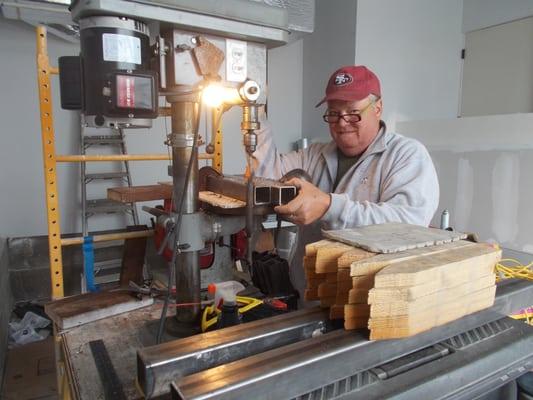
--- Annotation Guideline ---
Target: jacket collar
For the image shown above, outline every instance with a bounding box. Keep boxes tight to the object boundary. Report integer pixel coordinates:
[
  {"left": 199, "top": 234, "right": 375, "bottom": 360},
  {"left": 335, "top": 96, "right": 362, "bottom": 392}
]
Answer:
[{"left": 323, "top": 121, "right": 388, "bottom": 181}]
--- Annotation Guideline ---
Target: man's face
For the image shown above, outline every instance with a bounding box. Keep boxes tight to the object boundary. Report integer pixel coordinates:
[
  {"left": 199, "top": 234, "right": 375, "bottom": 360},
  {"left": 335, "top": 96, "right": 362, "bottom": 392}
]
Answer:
[{"left": 325, "top": 97, "right": 383, "bottom": 157}]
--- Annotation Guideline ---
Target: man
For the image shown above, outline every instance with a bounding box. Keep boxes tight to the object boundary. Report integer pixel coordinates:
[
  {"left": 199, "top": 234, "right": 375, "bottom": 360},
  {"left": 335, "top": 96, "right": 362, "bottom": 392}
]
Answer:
[{"left": 253, "top": 65, "right": 439, "bottom": 297}]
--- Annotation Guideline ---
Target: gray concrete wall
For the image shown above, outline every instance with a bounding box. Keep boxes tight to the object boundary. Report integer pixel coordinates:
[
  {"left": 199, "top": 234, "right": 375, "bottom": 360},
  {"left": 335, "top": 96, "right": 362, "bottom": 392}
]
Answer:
[{"left": 0, "top": 237, "right": 12, "bottom": 392}]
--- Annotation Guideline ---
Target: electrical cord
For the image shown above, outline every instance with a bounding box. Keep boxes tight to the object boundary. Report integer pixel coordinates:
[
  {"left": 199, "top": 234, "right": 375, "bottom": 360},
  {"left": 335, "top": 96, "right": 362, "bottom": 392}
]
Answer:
[{"left": 495, "top": 258, "right": 533, "bottom": 281}]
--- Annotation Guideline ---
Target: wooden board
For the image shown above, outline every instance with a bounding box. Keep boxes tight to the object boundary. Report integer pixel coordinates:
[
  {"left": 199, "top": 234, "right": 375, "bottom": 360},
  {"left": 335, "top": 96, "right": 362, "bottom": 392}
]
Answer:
[
  {"left": 320, "top": 296, "right": 336, "bottom": 307},
  {"left": 304, "top": 288, "right": 319, "bottom": 301},
  {"left": 368, "top": 286, "right": 496, "bottom": 339},
  {"left": 350, "top": 240, "right": 476, "bottom": 277},
  {"left": 107, "top": 184, "right": 172, "bottom": 203},
  {"left": 369, "top": 274, "right": 496, "bottom": 317},
  {"left": 318, "top": 282, "right": 337, "bottom": 298},
  {"left": 324, "top": 222, "right": 467, "bottom": 253},
  {"left": 45, "top": 291, "right": 154, "bottom": 330},
  {"left": 351, "top": 275, "right": 375, "bottom": 290},
  {"left": 373, "top": 243, "right": 501, "bottom": 288},
  {"left": 305, "top": 239, "right": 337, "bottom": 257}
]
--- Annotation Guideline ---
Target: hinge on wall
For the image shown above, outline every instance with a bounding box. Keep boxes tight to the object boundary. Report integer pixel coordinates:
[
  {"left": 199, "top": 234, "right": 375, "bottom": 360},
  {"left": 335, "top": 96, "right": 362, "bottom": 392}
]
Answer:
[{"left": 461, "top": 48, "right": 466, "bottom": 59}]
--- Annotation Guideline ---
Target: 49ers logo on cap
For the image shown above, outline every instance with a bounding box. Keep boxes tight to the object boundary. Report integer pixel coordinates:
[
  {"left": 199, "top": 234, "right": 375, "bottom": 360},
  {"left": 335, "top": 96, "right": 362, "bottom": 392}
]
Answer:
[{"left": 334, "top": 73, "right": 352, "bottom": 86}]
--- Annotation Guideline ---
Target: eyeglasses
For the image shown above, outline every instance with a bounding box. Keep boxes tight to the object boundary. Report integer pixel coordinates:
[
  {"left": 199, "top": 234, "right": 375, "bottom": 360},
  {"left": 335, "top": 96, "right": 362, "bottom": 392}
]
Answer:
[{"left": 322, "top": 100, "right": 376, "bottom": 124}]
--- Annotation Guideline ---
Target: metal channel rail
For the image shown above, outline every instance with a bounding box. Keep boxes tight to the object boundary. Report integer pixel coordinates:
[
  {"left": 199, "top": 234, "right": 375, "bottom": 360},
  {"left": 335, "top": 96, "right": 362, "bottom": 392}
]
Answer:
[{"left": 135, "top": 279, "right": 533, "bottom": 400}]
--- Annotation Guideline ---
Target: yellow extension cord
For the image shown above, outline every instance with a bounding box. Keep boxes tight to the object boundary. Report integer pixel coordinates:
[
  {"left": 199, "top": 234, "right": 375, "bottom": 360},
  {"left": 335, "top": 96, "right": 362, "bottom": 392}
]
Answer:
[
  {"left": 495, "top": 258, "right": 533, "bottom": 325},
  {"left": 201, "top": 296, "right": 263, "bottom": 332}
]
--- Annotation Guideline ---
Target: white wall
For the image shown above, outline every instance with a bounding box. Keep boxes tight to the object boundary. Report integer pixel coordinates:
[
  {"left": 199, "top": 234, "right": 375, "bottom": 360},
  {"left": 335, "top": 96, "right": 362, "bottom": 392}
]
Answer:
[
  {"left": 355, "top": 0, "right": 464, "bottom": 130},
  {"left": 397, "top": 114, "right": 533, "bottom": 254},
  {"left": 301, "top": 0, "right": 357, "bottom": 141},
  {"left": 0, "top": 17, "right": 304, "bottom": 237},
  {"left": 463, "top": 0, "right": 533, "bottom": 32}
]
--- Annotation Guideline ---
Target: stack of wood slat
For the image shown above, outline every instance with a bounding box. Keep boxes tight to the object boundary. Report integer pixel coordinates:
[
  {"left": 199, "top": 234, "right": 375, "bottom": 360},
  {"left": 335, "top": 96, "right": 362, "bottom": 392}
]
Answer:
[{"left": 302, "top": 224, "right": 501, "bottom": 340}]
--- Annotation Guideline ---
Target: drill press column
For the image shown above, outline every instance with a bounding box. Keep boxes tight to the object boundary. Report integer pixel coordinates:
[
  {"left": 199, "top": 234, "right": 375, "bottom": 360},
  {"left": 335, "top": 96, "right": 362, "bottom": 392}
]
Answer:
[{"left": 170, "top": 100, "right": 200, "bottom": 323}]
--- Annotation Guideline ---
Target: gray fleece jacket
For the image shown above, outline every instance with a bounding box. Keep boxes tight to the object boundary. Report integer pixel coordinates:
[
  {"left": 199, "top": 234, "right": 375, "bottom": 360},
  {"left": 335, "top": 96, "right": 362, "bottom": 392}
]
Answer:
[{"left": 252, "top": 120, "right": 440, "bottom": 298}]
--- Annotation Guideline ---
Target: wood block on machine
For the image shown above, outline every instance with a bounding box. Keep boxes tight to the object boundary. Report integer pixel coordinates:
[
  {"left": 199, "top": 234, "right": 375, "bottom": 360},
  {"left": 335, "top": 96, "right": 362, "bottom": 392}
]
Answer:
[
  {"left": 323, "top": 222, "right": 466, "bottom": 253},
  {"left": 107, "top": 184, "right": 172, "bottom": 202},
  {"left": 373, "top": 243, "right": 501, "bottom": 288}
]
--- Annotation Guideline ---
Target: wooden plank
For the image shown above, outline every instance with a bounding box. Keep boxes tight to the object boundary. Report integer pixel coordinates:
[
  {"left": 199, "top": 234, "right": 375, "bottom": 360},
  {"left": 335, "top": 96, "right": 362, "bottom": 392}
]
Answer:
[
  {"left": 45, "top": 291, "right": 153, "bottom": 330},
  {"left": 350, "top": 240, "right": 476, "bottom": 277},
  {"left": 324, "top": 222, "right": 467, "bottom": 254},
  {"left": 320, "top": 296, "right": 336, "bottom": 307},
  {"left": 107, "top": 184, "right": 172, "bottom": 203},
  {"left": 373, "top": 243, "right": 501, "bottom": 288},
  {"left": 369, "top": 274, "right": 496, "bottom": 317},
  {"left": 119, "top": 225, "right": 148, "bottom": 287},
  {"left": 304, "top": 288, "right": 319, "bottom": 301},
  {"left": 352, "top": 275, "right": 375, "bottom": 290},
  {"left": 318, "top": 282, "right": 337, "bottom": 298}
]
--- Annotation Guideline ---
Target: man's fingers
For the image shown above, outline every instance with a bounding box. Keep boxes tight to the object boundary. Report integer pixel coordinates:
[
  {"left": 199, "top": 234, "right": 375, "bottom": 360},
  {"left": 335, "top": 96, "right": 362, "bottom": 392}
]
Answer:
[
  {"left": 283, "top": 177, "right": 303, "bottom": 190},
  {"left": 274, "top": 195, "right": 303, "bottom": 215}
]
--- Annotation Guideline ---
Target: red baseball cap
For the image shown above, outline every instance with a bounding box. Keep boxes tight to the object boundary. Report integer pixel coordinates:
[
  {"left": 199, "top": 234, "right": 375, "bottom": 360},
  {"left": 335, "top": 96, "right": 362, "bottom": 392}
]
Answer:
[{"left": 316, "top": 65, "right": 381, "bottom": 107}]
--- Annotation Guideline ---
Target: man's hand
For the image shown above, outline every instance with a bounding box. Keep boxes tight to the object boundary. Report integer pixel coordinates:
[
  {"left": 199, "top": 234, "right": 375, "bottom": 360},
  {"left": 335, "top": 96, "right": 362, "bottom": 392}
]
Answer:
[{"left": 274, "top": 178, "right": 331, "bottom": 225}]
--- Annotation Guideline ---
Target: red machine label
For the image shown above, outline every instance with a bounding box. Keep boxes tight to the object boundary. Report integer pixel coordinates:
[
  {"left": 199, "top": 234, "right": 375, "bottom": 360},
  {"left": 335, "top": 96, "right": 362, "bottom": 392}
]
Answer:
[{"left": 117, "top": 75, "right": 135, "bottom": 108}]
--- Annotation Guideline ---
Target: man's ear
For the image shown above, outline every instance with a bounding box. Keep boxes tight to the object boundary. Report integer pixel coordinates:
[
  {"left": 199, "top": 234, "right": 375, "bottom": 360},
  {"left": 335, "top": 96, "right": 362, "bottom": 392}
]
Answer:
[{"left": 374, "top": 98, "right": 383, "bottom": 118}]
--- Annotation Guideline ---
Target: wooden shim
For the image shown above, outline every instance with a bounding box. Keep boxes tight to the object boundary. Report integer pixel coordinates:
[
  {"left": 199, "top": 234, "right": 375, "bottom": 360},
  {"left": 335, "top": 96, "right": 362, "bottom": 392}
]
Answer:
[
  {"left": 344, "top": 303, "right": 371, "bottom": 319},
  {"left": 107, "top": 184, "right": 172, "bottom": 203},
  {"left": 305, "top": 239, "right": 337, "bottom": 257},
  {"left": 318, "top": 282, "right": 337, "bottom": 298},
  {"left": 337, "top": 268, "right": 352, "bottom": 282},
  {"left": 352, "top": 275, "right": 375, "bottom": 290},
  {"left": 320, "top": 296, "right": 336, "bottom": 308},
  {"left": 348, "top": 289, "right": 369, "bottom": 304},
  {"left": 326, "top": 272, "right": 339, "bottom": 284},
  {"left": 374, "top": 244, "right": 501, "bottom": 288},
  {"left": 335, "top": 291, "right": 349, "bottom": 305},
  {"left": 368, "top": 273, "right": 496, "bottom": 304},
  {"left": 368, "top": 285, "right": 496, "bottom": 333},
  {"left": 345, "top": 317, "right": 368, "bottom": 330},
  {"left": 369, "top": 274, "right": 496, "bottom": 317},
  {"left": 337, "top": 248, "right": 375, "bottom": 268},
  {"left": 323, "top": 222, "right": 467, "bottom": 253},
  {"left": 315, "top": 242, "right": 353, "bottom": 273},
  {"left": 307, "top": 278, "right": 325, "bottom": 289},
  {"left": 350, "top": 240, "right": 476, "bottom": 277},
  {"left": 329, "top": 305, "right": 345, "bottom": 320},
  {"left": 304, "top": 288, "right": 319, "bottom": 301}
]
